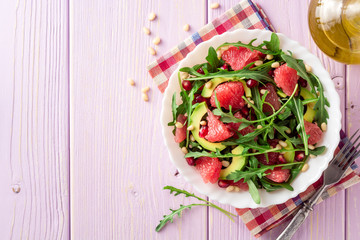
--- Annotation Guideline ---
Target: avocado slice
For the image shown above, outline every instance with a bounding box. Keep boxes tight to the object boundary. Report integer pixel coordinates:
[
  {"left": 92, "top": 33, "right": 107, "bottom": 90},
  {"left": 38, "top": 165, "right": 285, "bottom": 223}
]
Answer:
[
  {"left": 300, "top": 88, "right": 317, "bottom": 122},
  {"left": 220, "top": 145, "right": 248, "bottom": 179},
  {"left": 283, "top": 140, "right": 295, "bottom": 162},
  {"left": 190, "top": 102, "right": 226, "bottom": 152},
  {"left": 201, "top": 78, "right": 251, "bottom": 98}
]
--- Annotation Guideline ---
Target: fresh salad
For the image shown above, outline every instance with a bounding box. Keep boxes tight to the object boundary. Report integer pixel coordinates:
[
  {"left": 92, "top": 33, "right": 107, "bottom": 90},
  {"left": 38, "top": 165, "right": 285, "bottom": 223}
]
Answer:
[{"left": 169, "top": 33, "right": 329, "bottom": 204}]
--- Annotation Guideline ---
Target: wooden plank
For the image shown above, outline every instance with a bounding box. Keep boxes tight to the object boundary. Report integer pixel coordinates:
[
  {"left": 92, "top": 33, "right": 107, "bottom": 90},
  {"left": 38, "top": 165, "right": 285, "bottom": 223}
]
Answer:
[
  {"left": 0, "top": 0, "right": 69, "bottom": 239},
  {"left": 345, "top": 65, "right": 360, "bottom": 240},
  {"left": 208, "top": 1, "right": 346, "bottom": 239},
  {"left": 70, "top": 0, "right": 208, "bottom": 239}
]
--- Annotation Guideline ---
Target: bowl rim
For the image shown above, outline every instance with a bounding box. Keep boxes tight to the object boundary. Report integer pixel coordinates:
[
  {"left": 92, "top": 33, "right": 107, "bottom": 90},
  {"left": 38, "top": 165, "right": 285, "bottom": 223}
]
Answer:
[{"left": 160, "top": 29, "right": 342, "bottom": 208}]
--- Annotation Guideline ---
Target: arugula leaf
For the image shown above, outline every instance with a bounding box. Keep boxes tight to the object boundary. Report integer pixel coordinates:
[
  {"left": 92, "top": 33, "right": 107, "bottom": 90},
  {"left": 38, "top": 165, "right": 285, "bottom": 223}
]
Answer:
[
  {"left": 309, "top": 73, "right": 330, "bottom": 125},
  {"left": 309, "top": 146, "right": 326, "bottom": 155},
  {"left": 171, "top": 93, "right": 177, "bottom": 124},
  {"left": 263, "top": 33, "right": 280, "bottom": 53},
  {"left": 247, "top": 179, "right": 261, "bottom": 204},
  {"left": 156, "top": 204, "right": 206, "bottom": 232},
  {"left": 226, "top": 162, "right": 302, "bottom": 183},
  {"left": 179, "top": 67, "right": 203, "bottom": 77},
  {"left": 217, "top": 33, "right": 282, "bottom": 55},
  {"left": 288, "top": 97, "right": 309, "bottom": 155},
  {"left": 281, "top": 54, "right": 315, "bottom": 92},
  {"left": 260, "top": 178, "right": 294, "bottom": 192},
  {"left": 206, "top": 47, "right": 220, "bottom": 72},
  {"left": 156, "top": 186, "right": 237, "bottom": 232},
  {"left": 184, "top": 67, "right": 273, "bottom": 82},
  {"left": 278, "top": 107, "right": 292, "bottom": 120}
]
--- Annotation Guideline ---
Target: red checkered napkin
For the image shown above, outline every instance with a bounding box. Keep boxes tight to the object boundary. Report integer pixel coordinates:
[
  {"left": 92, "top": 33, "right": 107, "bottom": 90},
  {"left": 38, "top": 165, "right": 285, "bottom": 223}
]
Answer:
[{"left": 146, "top": 0, "right": 360, "bottom": 237}]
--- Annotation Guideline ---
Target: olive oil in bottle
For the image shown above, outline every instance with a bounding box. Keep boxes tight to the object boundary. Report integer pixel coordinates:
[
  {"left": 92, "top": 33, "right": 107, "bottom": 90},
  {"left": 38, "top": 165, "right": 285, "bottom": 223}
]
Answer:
[{"left": 308, "top": 0, "right": 360, "bottom": 64}]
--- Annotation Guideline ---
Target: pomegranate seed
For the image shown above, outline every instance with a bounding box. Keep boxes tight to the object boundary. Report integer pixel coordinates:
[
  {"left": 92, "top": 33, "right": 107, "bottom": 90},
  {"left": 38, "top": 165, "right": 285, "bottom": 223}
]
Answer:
[
  {"left": 268, "top": 70, "right": 274, "bottom": 76},
  {"left": 196, "top": 68, "right": 204, "bottom": 74},
  {"left": 299, "top": 78, "right": 308, "bottom": 88},
  {"left": 199, "top": 125, "right": 208, "bottom": 138},
  {"left": 241, "top": 107, "right": 249, "bottom": 117},
  {"left": 193, "top": 94, "right": 210, "bottom": 105},
  {"left": 295, "top": 151, "right": 305, "bottom": 161},
  {"left": 182, "top": 80, "right": 192, "bottom": 91},
  {"left": 278, "top": 154, "right": 286, "bottom": 163},
  {"left": 221, "top": 64, "right": 228, "bottom": 70},
  {"left": 246, "top": 79, "right": 258, "bottom": 88},
  {"left": 186, "top": 157, "right": 195, "bottom": 166},
  {"left": 218, "top": 180, "right": 231, "bottom": 188}
]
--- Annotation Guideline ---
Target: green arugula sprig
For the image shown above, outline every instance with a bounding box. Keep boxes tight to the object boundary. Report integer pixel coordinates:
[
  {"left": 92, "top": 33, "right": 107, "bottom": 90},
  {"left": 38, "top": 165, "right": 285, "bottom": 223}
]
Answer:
[
  {"left": 288, "top": 97, "right": 309, "bottom": 155},
  {"left": 156, "top": 186, "right": 236, "bottom": 232},
  {"left": 309, "top": 73, "right": 330, "bottom": 125},
  {"left": 180, "top": 66, "right": 273, "bottom": 82},
  {"left": 216, "top": 33, "right": 282, "bottom": 56}
]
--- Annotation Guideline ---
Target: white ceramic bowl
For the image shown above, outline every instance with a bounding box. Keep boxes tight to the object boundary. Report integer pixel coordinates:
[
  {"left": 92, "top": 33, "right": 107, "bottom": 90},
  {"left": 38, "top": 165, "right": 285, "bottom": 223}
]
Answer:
[{"left": 160, "top": 29, "right": 341, "bottom": 208}]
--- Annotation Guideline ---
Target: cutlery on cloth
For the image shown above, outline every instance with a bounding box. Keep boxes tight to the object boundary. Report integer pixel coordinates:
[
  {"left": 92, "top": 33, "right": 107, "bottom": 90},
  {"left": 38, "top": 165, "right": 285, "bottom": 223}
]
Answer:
[{"left": 277, "top": 130, "right": 360, "bottom": 240}]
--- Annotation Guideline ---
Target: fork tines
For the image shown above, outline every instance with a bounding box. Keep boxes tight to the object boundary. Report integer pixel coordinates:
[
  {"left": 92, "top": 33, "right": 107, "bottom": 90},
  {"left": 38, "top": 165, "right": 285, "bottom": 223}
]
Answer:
[{"left": 332, "top": 129, "right": 360, "bottom": 170}]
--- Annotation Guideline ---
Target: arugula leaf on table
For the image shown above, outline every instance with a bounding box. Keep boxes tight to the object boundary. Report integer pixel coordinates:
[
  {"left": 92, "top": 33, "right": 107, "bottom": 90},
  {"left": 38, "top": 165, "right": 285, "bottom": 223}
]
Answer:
[
  {"left": 288, "top": 96, "right": 309, "bottom": 155},
  {"left": 156, "top": 186, "right": 237, "bottom": 232},
  {"left": 309, "top": 73, "right": 330, "bottom": 125},
  {"left": 281, "top": 54, "right": 315, "bottom": 93},
  {"left": 217, "top": 33, "right": 282, "bottom": 56}
]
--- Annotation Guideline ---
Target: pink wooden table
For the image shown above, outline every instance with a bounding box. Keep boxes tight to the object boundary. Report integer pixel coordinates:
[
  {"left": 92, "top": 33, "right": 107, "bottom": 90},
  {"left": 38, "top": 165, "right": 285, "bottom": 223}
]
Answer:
[{"left": 1, "top": 0, "right": 360, "bottom": 239}]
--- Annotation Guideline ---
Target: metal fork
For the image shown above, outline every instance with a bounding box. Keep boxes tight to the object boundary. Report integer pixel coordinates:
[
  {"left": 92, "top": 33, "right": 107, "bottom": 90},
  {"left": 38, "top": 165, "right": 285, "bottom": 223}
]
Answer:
[{"left": 277, "top": 130, "right": 360, "bottom": 240}]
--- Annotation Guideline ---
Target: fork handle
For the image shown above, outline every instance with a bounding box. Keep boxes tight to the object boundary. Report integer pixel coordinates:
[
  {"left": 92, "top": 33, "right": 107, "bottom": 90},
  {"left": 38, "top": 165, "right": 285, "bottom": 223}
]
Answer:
[{"left": 276, "top": 185, "right": 327, "bottom": 240}]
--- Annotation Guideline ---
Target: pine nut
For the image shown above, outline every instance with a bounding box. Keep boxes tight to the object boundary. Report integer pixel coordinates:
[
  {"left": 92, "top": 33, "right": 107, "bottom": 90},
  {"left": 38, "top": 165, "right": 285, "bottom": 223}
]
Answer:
[
  {"left": 301, "top": 163, "right": 309, "bottom": 172},
  {"left": 247, "top": 104, "right": 251, "bottom": 108},
  {"left": 305, "top": 64, "right": 312, "bottom": 72},
  {"left": 205, "top": 81, "right": 213, "bottom": 89},
  {"left": 200, "top": 120, "right": 207, "bottom": 126},
  {"left": 234, "top": 186, "right": 240, "bottom": 192},
  {"left": 250, "top": 100, "right": 255, "bottom": 105},
  {"left": 321, "top": 122, "right": 327, "bottom": 131},
  {"left": 181, "top": 147, "right": 188, "bottom": 154},
  {"left": 180, "top": 72, "right": 189, "bottom": 80},
  {"left": 175, "top": 122, "right": 183, "bottom": 128},
  {"left": 187, "top": 125, "right": 194, "bottom": 131},
  {"left": 279, "top": 140, "right": 288, "bottom": 148},
  {"left": 271, "top": 62, "right": 280, "bottom": 68},
  {"left": 148, "top": 12, "right": 157, "bottom": 21},
  {"left": 257, "top": 125, "right": 263, "bottom": 129},
  {"left": 152, "top": 36, "right": 161, "bottom": 45},
  {"left": 142, "top": 93, "right": 149, "bottom": 102},
  {"left": 148, "top": 47, "right": 156, "bottom": 55},
  {"left": 266, "top": 54, "right": 274, "bottom": 60},
  {"left": 128, "top": 78, "right": 135, "bottom": 86},
  {"left": 255, "top": 60, "right": 263, "bottom": 66},
  {"left": 308, "top": 144, "right": 315, "bottom": 150},
  {"left": 190, "top": 135, "right": 195, "bottom": 142},
  {"left": 210, "top": 2, "right": 220, "bottom": 9},
  {"left": 141, "top": 86, "right": 150, "bottom": 93},
  {"left": 260, "top": 89, "right": 267, "bottom": 95},
  {"left": 183, "top": 24, "right": 190, "bottom": 32},
  {"left": 226, "top": 186, "right": 234, "bottom": 192},
  {"left": 285, "top": 128, "right": 292, "bottom": 134},
  {"left": 143, "top": 27, "right": 151, "bottom": 35},
  {"left": 222, "top": 161, "right": 230, "bottom": 168},
  {"left": 189, "top": 144, "right": 193, "bottom": 149},
  {"left": 310, "top": 154, "right": 316, "bottom": 158},
  {"left": 276, "top": 144, "right": 282, "bottom": 150}
]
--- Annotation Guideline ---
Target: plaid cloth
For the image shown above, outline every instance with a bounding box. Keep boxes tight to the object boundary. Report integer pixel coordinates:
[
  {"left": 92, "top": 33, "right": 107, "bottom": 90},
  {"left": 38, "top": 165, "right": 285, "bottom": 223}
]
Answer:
[{"left": 146, "top": 0, "right": 360, "bottom": 237}]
